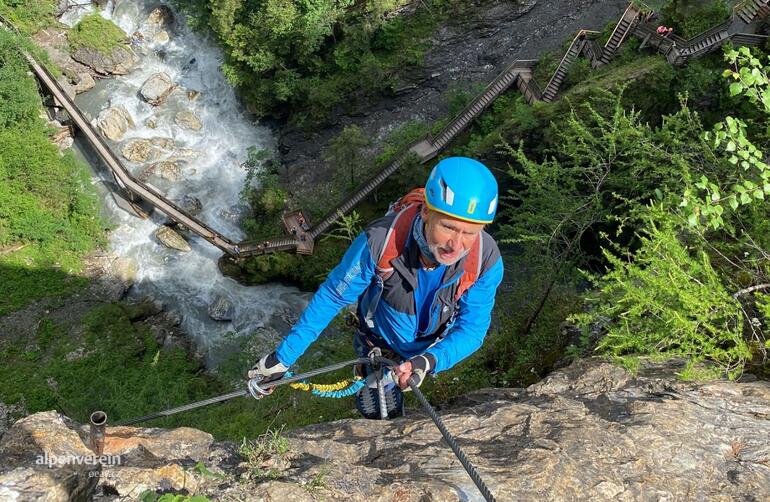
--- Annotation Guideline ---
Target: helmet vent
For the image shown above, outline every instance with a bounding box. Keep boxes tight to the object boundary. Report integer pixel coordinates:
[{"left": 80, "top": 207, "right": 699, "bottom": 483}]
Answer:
[{"left": 440, "top": 178, "right": 455, "bottom": 206}]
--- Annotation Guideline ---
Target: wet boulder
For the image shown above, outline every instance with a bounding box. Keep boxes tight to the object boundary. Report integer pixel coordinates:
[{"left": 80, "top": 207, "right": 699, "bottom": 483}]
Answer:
[
  {"left": 208, "top": 295, "right": 235, "bottom": 321},
  {"left": 179, "top": 195, "right": 203, "bottom": 216},
  {"left": 96, "top": 105, "right": 135, "bottom": 141},
  {"left": 154, "top": 225, "right": 191, "bottom": 252},
  {"left": 174, "top": 110, "right": 203, "bottom": 131},
  {"left": 71, "top": 45, "right": 137, "bottom": 76},
  {"left": 120, "top": 137, "right": 175, "bottom": 163},
  {"left": 72, "top": 72, "right": 95, "bottom": 94},
  {"left": 153, "top": 30, "right": 170, "bottom": 44},
  {"left": 139, "top": 161, "right": 181, "bottom": 182},
  {"left": 140, "top": 72, "right": 176, "bottom": 106},
  {"left": 146, "top": 5, "right": 174, "bottom": 28}
]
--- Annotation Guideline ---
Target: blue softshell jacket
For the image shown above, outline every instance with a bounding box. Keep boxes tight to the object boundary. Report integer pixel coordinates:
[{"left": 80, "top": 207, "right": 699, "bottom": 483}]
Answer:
[{"left": 275, "top": 212, "right": 504, "bottom": 373}]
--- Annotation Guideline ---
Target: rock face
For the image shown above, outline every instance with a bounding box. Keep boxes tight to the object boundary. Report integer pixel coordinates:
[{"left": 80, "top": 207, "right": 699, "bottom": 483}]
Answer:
[
  {"left": 0, "top": 412, "right": 99, "bottom": 501},
  {"left": 2, "top": 361, "right": 768, "bottom": 501},
  {"left": 71, "top": 45, "right": 137, "bottom": 76},
  {"left": 140, "top": 73, "right": 176, "bottom": 106},
  {"left": 154, "top": 225, "right": 191, "bottom": 252},
  {"left": 96, "top": 105, "right": 135, "bottom": 141}
]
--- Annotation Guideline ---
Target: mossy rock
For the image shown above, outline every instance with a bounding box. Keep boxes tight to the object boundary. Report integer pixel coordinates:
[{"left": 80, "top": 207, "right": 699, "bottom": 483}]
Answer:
[{"left": 68, "top": 13, "right": 127, "bottom": 56}]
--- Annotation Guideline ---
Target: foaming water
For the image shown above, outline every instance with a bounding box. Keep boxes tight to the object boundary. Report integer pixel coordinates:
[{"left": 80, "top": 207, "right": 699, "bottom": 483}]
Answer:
[{"left": 72, "top": 0, "right": 310, "bottom": 364}]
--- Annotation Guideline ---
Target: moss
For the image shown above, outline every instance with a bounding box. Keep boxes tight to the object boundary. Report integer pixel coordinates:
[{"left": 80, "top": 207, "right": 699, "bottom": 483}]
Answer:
[{"left": 68, "top": 13, "right": 127, "bottom": 55}]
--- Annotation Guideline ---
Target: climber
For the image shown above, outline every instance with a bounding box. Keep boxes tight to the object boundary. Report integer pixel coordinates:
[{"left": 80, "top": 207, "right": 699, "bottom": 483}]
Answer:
[{"left": 248, "top": 157, "right": 504, "bottom": 419}]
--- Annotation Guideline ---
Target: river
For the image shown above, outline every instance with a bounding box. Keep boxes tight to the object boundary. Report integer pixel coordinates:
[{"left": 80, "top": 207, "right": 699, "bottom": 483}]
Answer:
[{"left": 62, "top": 0, "right": 310, "bottom": 366}]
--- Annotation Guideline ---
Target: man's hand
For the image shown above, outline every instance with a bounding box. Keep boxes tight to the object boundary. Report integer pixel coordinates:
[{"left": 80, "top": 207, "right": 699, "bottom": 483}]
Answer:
[
  {"left": 247, "top": 352, "right": 289, "bottom": 383},
  {"left": 394, "top": 354, "right": 434, "bottom": 390}
]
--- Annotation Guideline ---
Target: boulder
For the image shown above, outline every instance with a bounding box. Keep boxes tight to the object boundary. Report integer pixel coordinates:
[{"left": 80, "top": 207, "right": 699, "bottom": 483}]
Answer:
[
  {"left": 153, "top": 30, "right": 170, "bottom": 44},
  {"left": 96, "top": 105, "right": 135, "bottom": 141},
  {"left": 207, "top": 295, "right": 235, "bottom": 321},
  {"left": 50, "top": 124, "right": 73, "bottom": 150},
  {"left": 72, "top": 72, "right": 95, "bottom": 94},
  {"left": 186, "top": 89, "right": 201, "bottom": 101},
  {"left": 71, "top": 45, "right": 137, "bottom": 76},
  {"left": 154, "top": 225, "right": 191, "bottom": 252},
  {"left": 139, "top": 161, "right": 181, "bottom": 182},
  {"left": 174, "top": 110, "right": 203, "bottom": 131},
  {"left": 146, "top": 5, "right": 174, "bottom": 28},
  {"left": 120, "top": 137, "right": 175, "bottom": 163},
  {"left": 168, "top": 148, "right": 200, "bottom": 162},
  {"left": 178, "top": 195, "right": 203, "bottom": 216},
  {"left": 140, "top": 73, "right": 175, "bottom": 106}
]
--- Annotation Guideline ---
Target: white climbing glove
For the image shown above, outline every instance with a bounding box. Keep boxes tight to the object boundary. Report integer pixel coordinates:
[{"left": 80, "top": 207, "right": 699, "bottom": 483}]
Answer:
[
  {"left": 395, "top": 354, "right": 435, "bottom": 391},
  {"left": 247, "top": 352, "right": 289, "bottom": 382}
]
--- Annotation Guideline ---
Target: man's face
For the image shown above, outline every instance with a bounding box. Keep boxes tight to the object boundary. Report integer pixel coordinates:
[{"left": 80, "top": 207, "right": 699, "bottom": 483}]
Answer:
[{"left": 422, "top": 207, "right": 485, "bottom": 266}]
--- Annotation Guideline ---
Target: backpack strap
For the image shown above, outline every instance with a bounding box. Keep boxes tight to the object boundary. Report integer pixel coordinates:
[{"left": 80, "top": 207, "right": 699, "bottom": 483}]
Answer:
[
  {"left": 376, "top": 203, "right": 420, "bottom": 280},
  {"left": 376, "top": 188, "right": 425, "bottom": 280},
  {"left": 456, "top": 234, "right": 483, "bottom": 301}
]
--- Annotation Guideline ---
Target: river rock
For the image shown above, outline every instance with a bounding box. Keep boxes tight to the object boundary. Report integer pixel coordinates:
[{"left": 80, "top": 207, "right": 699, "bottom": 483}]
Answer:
[
  {"left": 154, "top": 225, "right": 191, "bottom": 252},
  {"left": 72, "top": 72, "right": 95, "bottom": 94},
  {"left": 96, "top": 105, "right": 135, "bottom": 141},
  {"left": 140, "top": 72, "right": 176, "bottom": 106},
  {"left": 120, "top": 137, "right": 175, "bottom": 163},
  {"left": 139, "top": 161, "right": 181, "bottom": 182},
  {"left": 186, "top": 89, "right": 201, "bottom": 101},
  {"left": 146, "top": 5, "right": 174, "bottom": 28},
  {"left": 71, "top": 45, "right": 137, "bottom": 76},
  {"left": 207, "top": 295, "right": 235, "bottom": 321},
  {"left": 179, "top": 195, "right": 203, "bottom": 216},
  {"left": 174, "top": 110, "right": 203, "bottom": 131},
  {"left": 168, "top": 148, "right": 200, "bottom": 163},
  {"left": 153, "top": 30, "right": 170, "bottom": 44},
  {"left": 50, "top": 124, "right": 73, "bottom": 150}
]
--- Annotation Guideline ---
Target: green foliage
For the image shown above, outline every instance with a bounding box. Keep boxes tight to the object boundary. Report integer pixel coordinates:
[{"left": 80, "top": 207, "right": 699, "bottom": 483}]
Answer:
[
  {"left": 326, "top": 124, "right": 371, "bottom": 191},
  {"left": 573, "top": 207, "right": 750, "bottom": 380},
  {"left": 206, "top": 0, "right": 461, "bottom": 124},
  {"left": 322, "top": 210, "right": 363, "bottom": 243},
  {"left": 68, "top": 13, "right": 127, "bottom": 55},
  {"left": 140, "top": 491, "right": 211, "bottom": 502},
  {"left": 661, "top": 0, "right": 730, "bottom": 39},
  {"left": 0, "top": 0, "right": 56, "bottom": 34},
  {"left": 240, "top": 427, "right": 290, "bottom": 480},
  {"left": 0, "top": 30, "right": 104, "bottom": 314},
  {"left": 682, "top": 48, "right": 770, "bottom": 230},
  {"left": 500, "top": 89, "right": 680, "bottom": 258}
]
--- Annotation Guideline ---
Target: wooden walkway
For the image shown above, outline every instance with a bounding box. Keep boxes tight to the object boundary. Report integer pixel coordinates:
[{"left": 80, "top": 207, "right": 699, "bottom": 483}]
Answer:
[{"left": 6, "top": 0, "right": 770, "bottom": 259}]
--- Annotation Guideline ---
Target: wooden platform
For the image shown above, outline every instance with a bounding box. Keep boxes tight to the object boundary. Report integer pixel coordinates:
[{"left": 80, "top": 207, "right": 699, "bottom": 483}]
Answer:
[{"left": 282, "top": 210, "right": 314, "bottom": 255}]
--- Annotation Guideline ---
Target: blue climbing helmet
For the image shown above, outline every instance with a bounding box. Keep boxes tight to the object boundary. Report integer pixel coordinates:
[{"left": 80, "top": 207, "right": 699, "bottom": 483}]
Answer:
[{"left": 424, "top": 157, "right": 498, "bottom": 224}]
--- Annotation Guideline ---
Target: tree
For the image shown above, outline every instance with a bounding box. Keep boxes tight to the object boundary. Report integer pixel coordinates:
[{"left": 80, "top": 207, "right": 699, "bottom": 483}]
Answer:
[{"left": 325, "top": 125, "right": 371, "bottom": 191}]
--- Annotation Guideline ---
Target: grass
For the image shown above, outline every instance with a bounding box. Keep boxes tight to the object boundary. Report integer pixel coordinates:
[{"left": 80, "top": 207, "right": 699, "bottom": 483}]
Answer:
[
  {"left": 0, "top": 29, "right": 106, "bottom": 314},
  {"left": 68, "top": 13, "right": 127, "bottom": 55},
  {"left": 0, "top": 0, "right": 56, "bottom": 35}
]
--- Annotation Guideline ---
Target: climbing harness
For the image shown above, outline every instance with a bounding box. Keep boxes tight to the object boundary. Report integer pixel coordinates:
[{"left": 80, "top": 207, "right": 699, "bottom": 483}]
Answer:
[{"left": 107, "top": 356, "right": 496, "bottom": 502}]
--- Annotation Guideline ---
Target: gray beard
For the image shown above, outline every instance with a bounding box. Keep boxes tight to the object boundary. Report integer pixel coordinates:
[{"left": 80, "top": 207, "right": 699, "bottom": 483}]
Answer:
[{"left": 427, "top": 239, "right": 470, "bottom": 266}]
